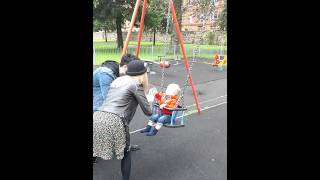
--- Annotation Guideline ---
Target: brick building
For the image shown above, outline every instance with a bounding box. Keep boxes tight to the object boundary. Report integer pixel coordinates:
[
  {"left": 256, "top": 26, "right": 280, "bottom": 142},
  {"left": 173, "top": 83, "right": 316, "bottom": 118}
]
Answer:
[
  {"left": 181, "top": 0, "right": 225, "bottom": 32},
  {"left": 121, "top": 0, "right": 225, "bottom": 32}
]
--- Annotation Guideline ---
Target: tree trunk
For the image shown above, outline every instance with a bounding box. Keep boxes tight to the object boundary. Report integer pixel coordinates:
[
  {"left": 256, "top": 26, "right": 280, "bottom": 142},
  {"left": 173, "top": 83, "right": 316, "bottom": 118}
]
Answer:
[
  {"left": 172, "top": 0, "right": 182, "bottom": 54},
  {"left": 116, "top": 16, "right": 123, "bottom": 49},
  {"left": 104, "top": 29, "right": 107, "bottom": 42},
  {"left": 153, "top": 28, "right": 156, "bottom": 46},
  {"left": 170, "top": 32, "right": 179, "bottom": 55},
  {"left": 174, "top": 0, "right": 183, "bottom": 28}
]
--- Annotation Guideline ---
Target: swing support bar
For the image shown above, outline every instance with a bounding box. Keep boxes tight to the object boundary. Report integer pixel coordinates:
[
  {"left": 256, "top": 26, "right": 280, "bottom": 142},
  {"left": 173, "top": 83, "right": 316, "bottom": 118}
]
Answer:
[
  {"left": 120, "top": 0, "right": 142, "bottom": 61},
  {"left": 121, "top": 0, "right": 201, "bottom": 114},
  {"left": 169, "top": 0, "right": 200, "bottom": 113},
  {"left": 136, "top": 0, "right": 148, "bottom": 58}
]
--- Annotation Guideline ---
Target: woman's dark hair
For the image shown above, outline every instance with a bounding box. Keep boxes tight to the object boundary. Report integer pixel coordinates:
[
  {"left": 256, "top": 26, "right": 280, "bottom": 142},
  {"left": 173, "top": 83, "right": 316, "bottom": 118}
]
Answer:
[
  {"left": 101, "top": 60, "right": 120, "bottom": 77},
  {"left": 120, "top": 54, "right": 140, "bottom": 67}
]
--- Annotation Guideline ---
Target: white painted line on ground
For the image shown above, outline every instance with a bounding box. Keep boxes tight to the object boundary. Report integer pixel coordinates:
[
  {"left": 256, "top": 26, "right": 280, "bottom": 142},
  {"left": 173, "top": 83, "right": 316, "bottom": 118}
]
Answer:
[
  {"left": 178, "top": 101, "right": 227, "bottom": 119},
  {"left": 130, "top": 128, "right": 150, "bottom": 134},
  {"left": 130, "top": 101, "right": 227, "bottom": 134},
  {"left": 185, "top": 95, "right": 227, "bottom": 108}
]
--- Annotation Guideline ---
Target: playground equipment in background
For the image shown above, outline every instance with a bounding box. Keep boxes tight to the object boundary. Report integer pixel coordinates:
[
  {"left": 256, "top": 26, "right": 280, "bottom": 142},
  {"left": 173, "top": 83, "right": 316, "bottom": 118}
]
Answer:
[
  {"left": 159, "top": 60, "right": 171, "bottom": 68},
  {"left": 157, "top": 55, "right": 171, "bottom": 68},
  {"left": 212, "top": 53, "right": 227, "bottom": 71}
]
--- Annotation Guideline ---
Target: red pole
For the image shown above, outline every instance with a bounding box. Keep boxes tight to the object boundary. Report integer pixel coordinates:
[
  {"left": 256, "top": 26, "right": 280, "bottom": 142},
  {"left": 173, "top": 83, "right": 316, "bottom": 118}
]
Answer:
[
  {"left": 120, "top": 0, "right": 142, "bottom": 64},
  {"left": 169, "top": 0, "right": 201, "bottom": 114},
  {"left": 136, "top": 0, "right": 148, "bottom": 58}
]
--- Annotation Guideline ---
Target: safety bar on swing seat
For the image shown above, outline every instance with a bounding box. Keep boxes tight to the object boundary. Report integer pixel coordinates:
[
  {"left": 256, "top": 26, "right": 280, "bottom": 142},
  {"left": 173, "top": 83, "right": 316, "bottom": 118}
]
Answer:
[
  {"left": 152, "top": 103, "right": 187, "bottom": 128},
  {"left": 153, "top": 103, "right": 187, "bottom": 111}
]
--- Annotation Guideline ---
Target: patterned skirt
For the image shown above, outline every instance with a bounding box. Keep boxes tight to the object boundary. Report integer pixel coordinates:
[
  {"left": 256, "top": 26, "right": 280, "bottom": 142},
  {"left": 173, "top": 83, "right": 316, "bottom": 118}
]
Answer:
[{"left": 93, "top": 111, "right": 127, "bottom": 160}]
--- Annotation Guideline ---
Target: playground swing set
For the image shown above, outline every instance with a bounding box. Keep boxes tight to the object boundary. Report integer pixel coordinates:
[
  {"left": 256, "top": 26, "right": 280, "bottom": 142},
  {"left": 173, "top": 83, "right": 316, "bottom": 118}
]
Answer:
[{"left": 119, "top": 0, "right": 202, "bottom": 127}]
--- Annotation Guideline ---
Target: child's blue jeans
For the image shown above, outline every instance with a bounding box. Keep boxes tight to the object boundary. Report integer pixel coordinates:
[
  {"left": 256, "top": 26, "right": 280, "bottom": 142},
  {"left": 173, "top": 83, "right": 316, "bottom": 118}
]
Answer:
[{"left": 150, "top": 114, "right": 171, "bottom": 124}]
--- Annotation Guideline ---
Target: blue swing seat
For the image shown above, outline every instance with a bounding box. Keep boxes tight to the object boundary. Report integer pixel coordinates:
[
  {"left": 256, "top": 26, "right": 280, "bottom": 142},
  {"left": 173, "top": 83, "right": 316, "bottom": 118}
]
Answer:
[{"left": 152, "top": 103, "right": 187, "bottom": 128}]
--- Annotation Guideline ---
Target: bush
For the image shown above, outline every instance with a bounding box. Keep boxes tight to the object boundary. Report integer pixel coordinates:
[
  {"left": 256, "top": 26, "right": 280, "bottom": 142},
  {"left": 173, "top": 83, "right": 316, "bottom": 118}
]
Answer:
[
  {"left": 203, "top": 31, "right": 227, "bottom": 46},
  {"left": 203, "top": 31, "right": 215, "bottom": 45}
]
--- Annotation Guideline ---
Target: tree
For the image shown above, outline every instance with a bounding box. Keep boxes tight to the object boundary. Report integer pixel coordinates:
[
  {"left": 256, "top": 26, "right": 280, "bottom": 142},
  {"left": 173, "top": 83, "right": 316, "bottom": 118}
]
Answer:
[
  {"left": 171, "top": 0, "right": 183, "bottom": 53},
  {"left": 190, "top": 0, "right": 226, "bottom": 31},
  {"left": 93, "top": 0, "right": 136, "bottom": 49},
  {"left": 93, "top": 0, "right": 186, "bottom": 49},
  {"left": 135, "top": 0, "right": 180, "bottom": 47},
  {"left": 143, "top": 0, "right": 167, "bottom": 45},
  {"left": 147, "top": 0, "right": 183, "bottom": 54},
  {"left": 218, "top": 0, "right": 227, "bottom": 31},
  {"left": 184, "top": 0, "right": 215, "bottom": 21},
  {"left": 93, "top": 20, "right": 115, "bottom": 42},
  {"left": 174, "top": 0, "right": 183, "bottom": 28},
  {"left": 93, "top": 0, "right": 115, "bottom": 43}
]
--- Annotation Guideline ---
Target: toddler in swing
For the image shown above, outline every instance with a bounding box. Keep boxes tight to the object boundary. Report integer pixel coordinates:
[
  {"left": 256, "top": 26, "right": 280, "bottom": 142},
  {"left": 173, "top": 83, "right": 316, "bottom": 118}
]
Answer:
[{"left": 141, "top": 83, "right": 181, "bottom": 136}]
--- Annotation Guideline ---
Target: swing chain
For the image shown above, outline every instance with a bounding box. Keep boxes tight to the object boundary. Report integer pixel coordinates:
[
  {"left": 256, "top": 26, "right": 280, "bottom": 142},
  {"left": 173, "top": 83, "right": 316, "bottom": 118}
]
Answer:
[
  {"left": 177, "top": 2, "right": 211, "bottom": 108},
  {"left": 162, "top": 0, "right": 211, "bottom": 107},
  {"left": 160, "top": 59, "right": 166, "bottom": 91},
  {"left": 160, "top": 1, "right": 172, "bottom": 92},
  {"left": 176, "top": 55, "right": 196, "bottom": 108}
]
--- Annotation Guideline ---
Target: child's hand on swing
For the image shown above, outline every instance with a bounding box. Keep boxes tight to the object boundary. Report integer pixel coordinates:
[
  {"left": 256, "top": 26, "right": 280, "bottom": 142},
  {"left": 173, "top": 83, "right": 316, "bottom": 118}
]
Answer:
[{"left": 160, "top": 104, "right": 166, "bottom": 109}]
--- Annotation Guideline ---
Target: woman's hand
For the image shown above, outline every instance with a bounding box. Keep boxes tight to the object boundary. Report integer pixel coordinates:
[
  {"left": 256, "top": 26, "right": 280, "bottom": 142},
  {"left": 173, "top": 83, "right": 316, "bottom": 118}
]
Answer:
[
  {"left": 149, "top": 87, "right": 158, "bottom": 96},
  {"left": 146, "top": 87, "right": 158, "bottom": 102}
]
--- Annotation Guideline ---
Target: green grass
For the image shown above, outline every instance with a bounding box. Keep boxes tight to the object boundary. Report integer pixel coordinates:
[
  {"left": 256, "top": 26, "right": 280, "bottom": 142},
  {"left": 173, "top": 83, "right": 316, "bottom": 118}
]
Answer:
[{"left": 93, "top": 41, "right": 227, "bottom": 65}]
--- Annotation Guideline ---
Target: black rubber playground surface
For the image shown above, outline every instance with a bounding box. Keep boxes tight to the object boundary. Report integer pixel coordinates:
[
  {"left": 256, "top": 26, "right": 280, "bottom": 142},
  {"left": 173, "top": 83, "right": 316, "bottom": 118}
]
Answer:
[{"left": 93, "top": 59, "right": 227, "bottom": 180}]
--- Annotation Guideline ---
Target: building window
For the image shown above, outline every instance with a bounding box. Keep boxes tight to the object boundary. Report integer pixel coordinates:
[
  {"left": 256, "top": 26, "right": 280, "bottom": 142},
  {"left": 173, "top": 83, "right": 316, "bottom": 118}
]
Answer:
[
  {"left": 210, "top": 12, "right": 215, "bottom": 22},
  {"left": 214, "top": 11, "right": 218, "bottom": 19},
  {"left": 189, "top": 16, "right": 193, "bottom": 24},
  {"left": 200, "top": 14, "right": 205, "bottom": 23}
]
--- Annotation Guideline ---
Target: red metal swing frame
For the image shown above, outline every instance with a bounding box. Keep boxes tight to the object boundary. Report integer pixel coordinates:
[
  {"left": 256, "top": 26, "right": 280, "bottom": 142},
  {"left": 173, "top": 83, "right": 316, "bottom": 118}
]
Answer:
[{"left": 119, "top": 0, "right": 201, "bottom": 114}]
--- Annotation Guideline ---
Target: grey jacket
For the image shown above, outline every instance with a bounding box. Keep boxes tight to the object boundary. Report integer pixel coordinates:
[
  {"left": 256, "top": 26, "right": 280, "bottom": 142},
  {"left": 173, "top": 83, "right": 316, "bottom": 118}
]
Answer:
[{"left": 98, "top": 76, "right": 152, "bottom": 125}]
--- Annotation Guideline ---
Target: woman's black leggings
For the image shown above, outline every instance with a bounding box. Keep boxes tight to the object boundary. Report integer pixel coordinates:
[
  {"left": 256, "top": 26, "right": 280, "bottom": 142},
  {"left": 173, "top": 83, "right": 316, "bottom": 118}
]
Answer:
[
  {"left": 121, "top": 123, "right": 131, "bottom": 180},
  {"left": 121, "top": 147, "right": 131, "bottom": 180}
]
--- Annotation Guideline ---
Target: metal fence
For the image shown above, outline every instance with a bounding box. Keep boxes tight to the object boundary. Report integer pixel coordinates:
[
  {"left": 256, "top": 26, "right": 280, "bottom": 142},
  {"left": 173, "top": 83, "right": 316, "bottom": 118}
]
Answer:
[{"left": 94, "top": 44, "right": 227, "bottom": 61}]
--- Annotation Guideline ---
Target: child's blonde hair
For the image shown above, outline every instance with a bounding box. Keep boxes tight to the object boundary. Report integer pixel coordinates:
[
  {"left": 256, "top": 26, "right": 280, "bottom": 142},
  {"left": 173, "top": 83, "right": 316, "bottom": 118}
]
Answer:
[{"left": 165, "top": 83, "right": 181, "bottom": 96}]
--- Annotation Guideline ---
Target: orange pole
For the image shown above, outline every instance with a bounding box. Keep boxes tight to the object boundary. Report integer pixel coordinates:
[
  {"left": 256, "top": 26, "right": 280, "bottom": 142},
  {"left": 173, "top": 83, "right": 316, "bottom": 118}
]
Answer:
[
  {"left": 169, "top": 0, "right": 201, "bottom": 114},
  {"left": 136, "top": 0, "right": 148, "bottom": 58},
  {"left": 120, "top": 0, "right": 142, "bottom": 64}
]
